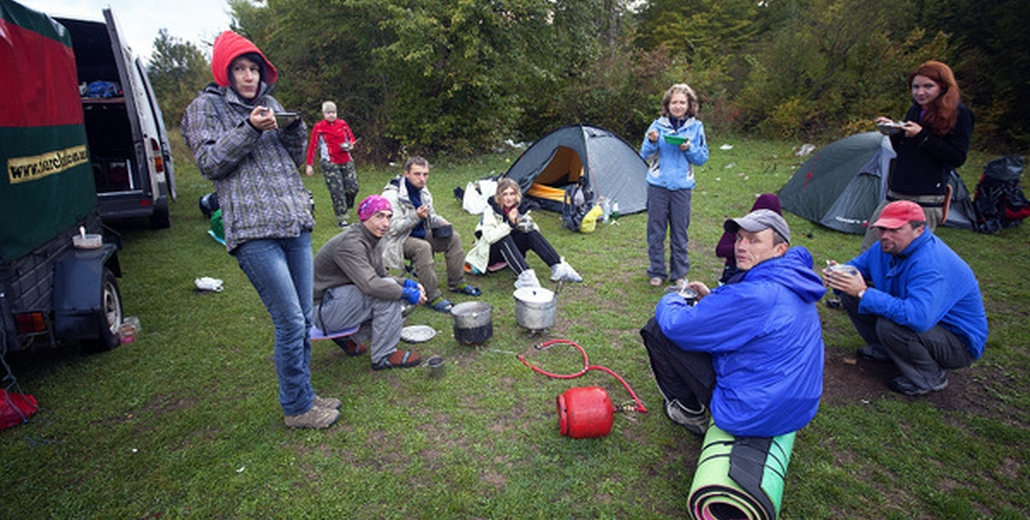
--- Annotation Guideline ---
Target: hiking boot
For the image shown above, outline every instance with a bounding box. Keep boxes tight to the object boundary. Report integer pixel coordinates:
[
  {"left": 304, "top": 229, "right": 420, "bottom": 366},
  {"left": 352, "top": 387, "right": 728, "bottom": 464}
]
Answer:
[
  {"left": 664, "top": 399, "right": 709, "bottom": 437},
  {"left": 889, "top": 374, "right": 949, "bottom": 396},
  {"left": 313, "top": 395, "right": 341, "bottom": 410},
  {"left": 285, "top": 406, "right": 339, "bottom": 429},
  {"left": 857, "top": 345, "right": 891, "bottom": 363}
]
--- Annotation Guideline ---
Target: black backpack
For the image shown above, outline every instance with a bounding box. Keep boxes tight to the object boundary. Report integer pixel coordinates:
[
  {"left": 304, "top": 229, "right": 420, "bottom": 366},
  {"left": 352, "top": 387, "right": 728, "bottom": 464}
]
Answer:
[
  {"left": 972, "top": 156, "right": 1030, "bottom": 233},
  {"left": 561, "top": 177, "right": 594, "bottom": 232}
]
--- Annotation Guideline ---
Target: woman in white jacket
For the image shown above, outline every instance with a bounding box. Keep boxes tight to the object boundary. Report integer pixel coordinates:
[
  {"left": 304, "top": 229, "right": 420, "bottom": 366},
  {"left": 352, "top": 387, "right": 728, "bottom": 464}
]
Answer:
[{"left": 464, "top": 179, "right": 582, "bottom": 288}]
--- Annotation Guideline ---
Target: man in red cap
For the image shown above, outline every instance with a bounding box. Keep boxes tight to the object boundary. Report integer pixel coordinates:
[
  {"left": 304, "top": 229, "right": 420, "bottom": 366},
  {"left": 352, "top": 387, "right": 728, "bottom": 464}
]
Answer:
[{"left": 824, "top": 200, "right": 988, "bottom": 395}]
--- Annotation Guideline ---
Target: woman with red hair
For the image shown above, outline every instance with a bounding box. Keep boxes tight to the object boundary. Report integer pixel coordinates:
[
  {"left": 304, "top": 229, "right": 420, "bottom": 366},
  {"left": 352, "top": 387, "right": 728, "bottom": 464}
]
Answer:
[{"left": 861, "top": 61, "right": 974, "bottom": 250}]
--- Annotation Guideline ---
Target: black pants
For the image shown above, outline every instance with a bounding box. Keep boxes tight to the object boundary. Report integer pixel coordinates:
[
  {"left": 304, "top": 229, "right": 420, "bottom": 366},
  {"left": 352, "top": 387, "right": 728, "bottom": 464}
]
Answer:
[
  {"left": 639, "top": 317, "right": 715, "bottom": 410},
  {"left": 489, "top": 229, "right": 561, "bottom": 274}
]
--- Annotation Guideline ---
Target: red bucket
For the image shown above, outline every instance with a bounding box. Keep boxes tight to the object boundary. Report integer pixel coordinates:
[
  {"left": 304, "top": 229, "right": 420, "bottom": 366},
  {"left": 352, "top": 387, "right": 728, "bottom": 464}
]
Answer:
[{"left": 556, "top": 386, "right": 616, "bottom": 438}]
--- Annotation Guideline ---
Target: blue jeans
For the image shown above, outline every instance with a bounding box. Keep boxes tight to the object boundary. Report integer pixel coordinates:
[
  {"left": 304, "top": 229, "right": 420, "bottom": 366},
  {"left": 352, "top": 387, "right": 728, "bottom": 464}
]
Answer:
[
  {"left": 647, "top": 184, "right": 692, "bottom": 281},
  {"left": 233, "top": 232, "right": 314, "bottom": 416}
]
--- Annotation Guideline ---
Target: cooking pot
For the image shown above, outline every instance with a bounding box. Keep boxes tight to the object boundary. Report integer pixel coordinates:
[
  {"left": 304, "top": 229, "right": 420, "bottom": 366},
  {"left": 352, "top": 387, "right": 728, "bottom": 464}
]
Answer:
[
  {"left": 451, "top": 301, "right": 493, "bottom": 345},
  {"left": 513, "top": 287, "right": 557, "bottom": 332}
]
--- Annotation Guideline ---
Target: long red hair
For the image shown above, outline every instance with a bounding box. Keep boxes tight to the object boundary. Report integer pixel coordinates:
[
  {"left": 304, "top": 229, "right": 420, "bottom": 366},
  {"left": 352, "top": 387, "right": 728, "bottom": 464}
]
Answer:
[{"left": 908, "top": 61, "right": 961, "bottom": 136}]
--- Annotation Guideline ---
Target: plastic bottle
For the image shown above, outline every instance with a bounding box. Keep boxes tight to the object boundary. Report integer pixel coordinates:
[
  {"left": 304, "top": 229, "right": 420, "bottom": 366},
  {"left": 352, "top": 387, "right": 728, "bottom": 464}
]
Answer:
[
  {"left": 600, "top": 197, "right": 611, "bottom": 223},
  {"left": 611, "top": 200, "right": 620, "bottom": 221}
]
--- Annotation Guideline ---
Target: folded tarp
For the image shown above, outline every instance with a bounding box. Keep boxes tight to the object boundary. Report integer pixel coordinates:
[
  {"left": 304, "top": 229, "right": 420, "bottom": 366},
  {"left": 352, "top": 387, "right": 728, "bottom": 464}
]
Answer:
[{"left": 688, "top": 423, "right": 796, "bottom": 520}]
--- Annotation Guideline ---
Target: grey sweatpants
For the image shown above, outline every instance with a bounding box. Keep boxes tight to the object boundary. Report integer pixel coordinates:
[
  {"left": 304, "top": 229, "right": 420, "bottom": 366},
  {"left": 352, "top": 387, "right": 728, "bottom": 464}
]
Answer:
[{"left": 314, "top": 282, "right": 402, "bottom": 366}]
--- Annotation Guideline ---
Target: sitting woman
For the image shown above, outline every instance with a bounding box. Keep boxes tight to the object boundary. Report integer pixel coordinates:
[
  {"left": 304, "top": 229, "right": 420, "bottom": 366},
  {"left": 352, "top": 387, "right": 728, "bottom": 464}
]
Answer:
[{"left": 465, "top": 178, "right": 582, "bottom": 288}]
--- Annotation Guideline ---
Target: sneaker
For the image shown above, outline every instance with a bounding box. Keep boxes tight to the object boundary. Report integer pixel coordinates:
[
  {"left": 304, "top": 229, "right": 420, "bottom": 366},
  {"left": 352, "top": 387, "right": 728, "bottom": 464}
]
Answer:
[
  {"left": 549, "top": 258, "right": 583, "bottom": 283},
  {"left": 825, "top": 297, "right": 843, "bottom": 309},
  {"left": 285, "top": 406, "right": 339, "bottom": 429},
  {"left": 313, "top": 395, "right": 341, "bottom": 410},
  {"left": 857, "top": 345, "right": 891, "bottom": 363},
  {"left": 889, "top": 374, "right": 948, "bottom": 396},
  {"left": 649, "top": 277, "right": 664, "bottom": 287},
  {"left": 664, "top": 399, "right": 709, "bottom": 437}
]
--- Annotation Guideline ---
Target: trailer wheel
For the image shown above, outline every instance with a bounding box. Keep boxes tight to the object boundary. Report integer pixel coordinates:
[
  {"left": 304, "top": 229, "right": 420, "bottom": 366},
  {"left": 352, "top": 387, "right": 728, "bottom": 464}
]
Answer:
[{"left": 83, "top": 268, "right": 123, "bottom": 352}]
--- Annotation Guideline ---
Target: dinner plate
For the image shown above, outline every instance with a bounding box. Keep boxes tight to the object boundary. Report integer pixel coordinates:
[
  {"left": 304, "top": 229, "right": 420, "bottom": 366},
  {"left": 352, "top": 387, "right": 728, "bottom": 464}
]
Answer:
[{"left": 401, "top": 325, "right": 436, "bottom": 343}]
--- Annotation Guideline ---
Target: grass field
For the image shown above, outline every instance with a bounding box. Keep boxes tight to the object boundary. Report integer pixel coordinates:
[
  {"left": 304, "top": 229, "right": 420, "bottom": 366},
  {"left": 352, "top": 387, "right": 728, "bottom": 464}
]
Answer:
[{"left": 2, "top": 133, "right": 1028, "bottom": 519}]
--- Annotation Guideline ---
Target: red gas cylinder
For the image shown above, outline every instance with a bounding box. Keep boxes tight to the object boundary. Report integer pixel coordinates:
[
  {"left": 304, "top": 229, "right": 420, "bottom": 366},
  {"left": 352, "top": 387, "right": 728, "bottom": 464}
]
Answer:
[{"left": 556, "top": 386, "right": 616, "bottom": 438}]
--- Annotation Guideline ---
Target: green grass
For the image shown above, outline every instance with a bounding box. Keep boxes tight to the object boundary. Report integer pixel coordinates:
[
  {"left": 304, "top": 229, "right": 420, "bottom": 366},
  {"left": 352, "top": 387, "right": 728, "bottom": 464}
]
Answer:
[{"left": 2, "top": 134, "right": 1028, "bottom": 519}]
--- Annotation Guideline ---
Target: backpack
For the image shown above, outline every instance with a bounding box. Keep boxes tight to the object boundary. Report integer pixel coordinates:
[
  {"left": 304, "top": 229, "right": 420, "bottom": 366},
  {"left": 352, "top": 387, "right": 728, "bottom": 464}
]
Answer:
[
  {"left": 561, "top": 177, "right": 594, "bottom": 232},
  {"left": 972, "top": 156, "right": 1030, "bottom": 233}
]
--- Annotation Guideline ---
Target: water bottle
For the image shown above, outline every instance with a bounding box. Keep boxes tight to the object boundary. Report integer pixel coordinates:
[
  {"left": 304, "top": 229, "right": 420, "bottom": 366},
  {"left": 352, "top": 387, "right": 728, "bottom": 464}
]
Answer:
[
  {"left": 600, "top": 197, "right": 611, "bottom": 223},
  {"left": 611, "top": 200, "right": 620, "bottom": 220}
]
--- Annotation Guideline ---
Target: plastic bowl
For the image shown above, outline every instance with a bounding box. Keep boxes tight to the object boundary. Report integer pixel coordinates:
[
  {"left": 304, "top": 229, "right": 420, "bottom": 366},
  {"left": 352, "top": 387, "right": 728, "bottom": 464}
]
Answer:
[
  {"left": 663, "top": 134, "right": 687, "bottom": 145},
  {"left": 73, "top": 234, "right": 102, "bottom": 249}
]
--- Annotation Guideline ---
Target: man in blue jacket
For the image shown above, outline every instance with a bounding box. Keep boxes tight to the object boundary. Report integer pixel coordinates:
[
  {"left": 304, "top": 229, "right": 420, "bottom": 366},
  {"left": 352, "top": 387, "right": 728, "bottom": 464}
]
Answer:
[
  {"left": 824, "top": 200, "right": 988, "bottom": 396},
  {"left": 640, "top": 209, "right": 826, "bottom": 438}
]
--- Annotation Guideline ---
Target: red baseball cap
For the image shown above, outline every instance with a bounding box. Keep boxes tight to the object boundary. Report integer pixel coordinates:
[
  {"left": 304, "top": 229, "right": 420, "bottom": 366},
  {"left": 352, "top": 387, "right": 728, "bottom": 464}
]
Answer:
[{"left": 872, "top": 200, "right": 926, "bottom": 229}]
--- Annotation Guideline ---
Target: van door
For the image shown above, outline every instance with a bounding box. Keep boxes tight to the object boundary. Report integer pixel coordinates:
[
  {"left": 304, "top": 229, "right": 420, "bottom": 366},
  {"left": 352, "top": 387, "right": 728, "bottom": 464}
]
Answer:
[{"left": 101, "top": 7, "right": 175, "bottom": 228}]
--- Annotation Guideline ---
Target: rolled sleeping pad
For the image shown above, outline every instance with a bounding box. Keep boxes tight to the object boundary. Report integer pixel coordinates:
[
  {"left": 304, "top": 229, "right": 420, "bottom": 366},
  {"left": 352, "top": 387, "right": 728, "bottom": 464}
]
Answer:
[{"left": 688, "top": 422, "right": 796, "bottom": 520}]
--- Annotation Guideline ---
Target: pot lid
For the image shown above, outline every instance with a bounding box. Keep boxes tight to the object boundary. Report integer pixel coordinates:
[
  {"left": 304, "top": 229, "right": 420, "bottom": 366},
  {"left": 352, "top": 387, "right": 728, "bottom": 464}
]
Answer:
[{"left": 513, "top": 287, "right": 555, "bottom": 303}]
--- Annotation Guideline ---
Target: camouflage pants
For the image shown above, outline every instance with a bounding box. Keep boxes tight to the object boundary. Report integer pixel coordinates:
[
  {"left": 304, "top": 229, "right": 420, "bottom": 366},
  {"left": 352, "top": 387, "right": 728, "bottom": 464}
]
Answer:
[{"left": 321, "top": 160, "right": 359, "bottom": 225}]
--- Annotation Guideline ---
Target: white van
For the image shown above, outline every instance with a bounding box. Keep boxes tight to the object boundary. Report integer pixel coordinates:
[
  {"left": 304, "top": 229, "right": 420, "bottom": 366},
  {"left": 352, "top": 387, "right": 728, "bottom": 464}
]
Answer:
[{"left": 56, "top": 9, "right": 177, "bottom": 228}]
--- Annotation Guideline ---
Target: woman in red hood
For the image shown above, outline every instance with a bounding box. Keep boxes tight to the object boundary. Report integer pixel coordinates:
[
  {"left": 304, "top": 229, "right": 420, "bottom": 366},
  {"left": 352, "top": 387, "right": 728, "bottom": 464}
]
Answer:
[{"left": 182, "top": 31, "right": 338, "bottom": 430}]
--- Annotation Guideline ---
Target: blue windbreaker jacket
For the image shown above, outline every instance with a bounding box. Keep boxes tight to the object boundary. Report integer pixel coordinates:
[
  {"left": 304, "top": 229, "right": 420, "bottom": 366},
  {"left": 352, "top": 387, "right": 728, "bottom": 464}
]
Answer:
[
  {"left": 640, "top": 116, "right": 709, "bottom": 191},
  {"left": 655, "top": 247, "right": 826, "bottom": 437},
  {"left": 846, "top": 231, "right": 987, "bottom": 359}
]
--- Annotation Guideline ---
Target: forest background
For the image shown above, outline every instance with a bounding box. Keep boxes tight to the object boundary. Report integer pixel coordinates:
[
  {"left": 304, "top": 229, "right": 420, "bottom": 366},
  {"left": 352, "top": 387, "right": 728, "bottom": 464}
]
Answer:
[{"left": 146, "top": 0, "right": 1028, "bottom": 161}]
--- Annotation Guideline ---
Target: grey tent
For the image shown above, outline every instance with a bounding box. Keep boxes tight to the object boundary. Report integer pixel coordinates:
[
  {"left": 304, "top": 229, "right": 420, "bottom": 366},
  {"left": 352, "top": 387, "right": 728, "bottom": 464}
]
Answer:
[
  {"left": 779, "top": 132, "right": 895, "bottom": 234},
  {"left": 503, "top": 124, "right": 648, "bottom": 214},
  {"left": 779, "top": 131, "right": 977, "bottom": 234}
]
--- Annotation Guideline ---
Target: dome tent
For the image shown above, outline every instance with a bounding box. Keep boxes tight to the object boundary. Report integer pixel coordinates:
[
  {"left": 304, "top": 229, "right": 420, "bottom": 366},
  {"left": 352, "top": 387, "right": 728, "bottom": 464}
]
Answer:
[{"left": 503, "top": 124, "right": 649, "bottom": 215}]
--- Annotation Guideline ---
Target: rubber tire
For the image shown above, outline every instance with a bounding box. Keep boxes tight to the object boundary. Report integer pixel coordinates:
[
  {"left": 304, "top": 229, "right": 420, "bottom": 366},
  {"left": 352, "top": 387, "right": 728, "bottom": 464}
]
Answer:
[
  {"left": 149, "top": 198, "right": 171, "bottom": 229},
  {"left": 83, "top": 268, "right": 123, "bottom": 353}
]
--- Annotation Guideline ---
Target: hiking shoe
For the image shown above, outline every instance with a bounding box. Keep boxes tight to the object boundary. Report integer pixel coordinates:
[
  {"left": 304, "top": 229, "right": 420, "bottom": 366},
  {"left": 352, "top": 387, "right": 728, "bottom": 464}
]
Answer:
[
  {"left": 890, "top": 374, "right": 948, "bottom": 396},
  {"left": 857, "top": 345, "right": 891, "bottom": 363},
  {"left": 428, "top": 296, "right": 454, "bottom": 313},
  {"left": 649, "top": 277, "right": 664, "bottom": 287},
  {"left": 825, "top": 297, "right": 843, "bottom": 309},
  {"left": 664, "top": 399, "right": 709, "bottom": 437},
  {"left": 313, "top": 395, "right": 341, "bottom": 410},
  {"left": 373, "top": 350, "right": 422, "bottom": 371},
  {"left": 451, "top": 282, "right": 482, "bottom": 296},
  {"left": 285, "top": 406, "right": 339, "bottom": 429}
]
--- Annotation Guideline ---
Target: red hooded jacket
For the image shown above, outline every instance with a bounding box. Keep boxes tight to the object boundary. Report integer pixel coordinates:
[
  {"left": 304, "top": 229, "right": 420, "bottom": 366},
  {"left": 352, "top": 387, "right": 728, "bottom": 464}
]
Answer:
[{"left": 210, "top": 30, "right": 278, "bottom": 87}]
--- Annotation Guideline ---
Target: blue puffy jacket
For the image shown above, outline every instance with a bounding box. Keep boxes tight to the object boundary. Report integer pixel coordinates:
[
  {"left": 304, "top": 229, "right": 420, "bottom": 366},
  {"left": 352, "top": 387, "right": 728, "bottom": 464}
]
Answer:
[{"left": 656, "top": 247, "right": 826, "bottom": 437}]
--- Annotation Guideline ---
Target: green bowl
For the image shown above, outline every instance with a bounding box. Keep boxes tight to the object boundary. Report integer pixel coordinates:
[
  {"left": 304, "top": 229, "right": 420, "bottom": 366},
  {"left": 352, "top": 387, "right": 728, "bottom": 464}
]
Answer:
[{"left": 663, "top": 134, "right": 687, "bottom": 145}]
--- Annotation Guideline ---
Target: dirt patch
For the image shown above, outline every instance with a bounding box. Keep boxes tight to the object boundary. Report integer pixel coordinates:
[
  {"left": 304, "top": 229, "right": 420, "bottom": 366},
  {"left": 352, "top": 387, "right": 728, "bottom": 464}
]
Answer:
[{"left": 821, "top": 343, "right": 1014, "bottom": 423}]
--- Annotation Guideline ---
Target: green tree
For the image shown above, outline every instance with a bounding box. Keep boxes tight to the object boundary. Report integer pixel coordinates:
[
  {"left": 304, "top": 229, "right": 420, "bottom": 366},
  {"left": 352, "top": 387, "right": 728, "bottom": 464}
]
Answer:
[
  {"left": 735, "top": 0, "right": 947, "bottom": 140},
  {"left": 146, "top": 29, "right": 209, "bottom": 127}
]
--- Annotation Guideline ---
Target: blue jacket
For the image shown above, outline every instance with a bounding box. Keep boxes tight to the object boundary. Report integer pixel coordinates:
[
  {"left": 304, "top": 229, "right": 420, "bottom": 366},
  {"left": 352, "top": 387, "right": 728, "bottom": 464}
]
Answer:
[
  {"left": 640, "top": 116, "right": 709, "bottom": 191},
  {"left": 656, "top": 247, "right": 825, "bottom": 437},
  {"left": 846, "top": 231, "right": 987, "bottom": 359}
]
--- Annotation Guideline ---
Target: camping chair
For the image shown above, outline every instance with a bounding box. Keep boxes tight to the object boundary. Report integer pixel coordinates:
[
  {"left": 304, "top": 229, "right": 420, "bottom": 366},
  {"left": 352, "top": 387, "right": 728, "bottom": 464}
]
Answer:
[
  {"left": 464, "top": 261, "right": 508, "bottom": 276},
  {"left": 941, "top": 185, "right": 953, "bottom": 223},
  {"left": 309, "top": 324, "right": 359, "bottom": 342}
]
